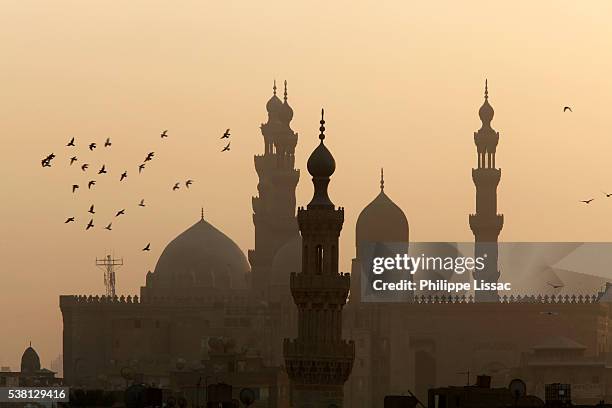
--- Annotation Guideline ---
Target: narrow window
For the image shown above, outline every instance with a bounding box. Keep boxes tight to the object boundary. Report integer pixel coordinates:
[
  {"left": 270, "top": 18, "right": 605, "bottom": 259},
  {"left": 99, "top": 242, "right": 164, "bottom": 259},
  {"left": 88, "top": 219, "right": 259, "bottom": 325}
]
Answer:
[{"left": 316, "top": 245, "right": 323, "bottom": 274}]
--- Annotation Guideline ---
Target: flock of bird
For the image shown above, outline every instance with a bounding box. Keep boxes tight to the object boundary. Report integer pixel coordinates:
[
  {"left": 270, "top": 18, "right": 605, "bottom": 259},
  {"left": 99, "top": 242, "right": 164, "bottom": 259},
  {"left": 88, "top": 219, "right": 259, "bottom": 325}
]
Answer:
[{"left": 40, "top": 128, "right": 233, "bottom": 252}]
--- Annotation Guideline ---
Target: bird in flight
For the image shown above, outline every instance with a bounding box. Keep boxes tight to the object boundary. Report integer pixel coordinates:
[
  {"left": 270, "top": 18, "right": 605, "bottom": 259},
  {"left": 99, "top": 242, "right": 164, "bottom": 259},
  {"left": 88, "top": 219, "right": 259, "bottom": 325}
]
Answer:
[
  {"left": 81, "top": 163, "right": 89, "bottom": 172},
  {"left": 186, "top": 179, "right": 194, "bottom": 188},
  {"left": 120, "top": 171, "right": 128, "bottom": 182},
  {"left": 603, "top": 192, "right": 612, "bottom": 198},
  {"left": 72, "top": 184, "right": 79, "bottom": 193},
  {"left": 142, "top": 243, "right": 151, "bottom": 251},
  {"left": 546, "top": 282, "right": 564, "bottom": 289},
  {"left": 221, "top": 142, "right": 231, "bottom": 152},
  {"left": 88, "top": 205, "right": 95, "bottom": 214},
  {"left": 88, "top": 143, "right": 97, "bottom": 151},
  {"left": 172, "top": 182, "right": 181, "bottom": 191},
  {"left": 88, "top": 180, "right": 96, "bottom": 189},
  {"left": 65, "top": 217, "right": 75, "bottom": 224},
  {"left": 115, "top": 209, "right": 125, "bottom": 217},
  {"left": 70, "top": 156, "right": 78, "bottom": 165},
  {"left": 41, "top": 153, "right": 55, "bottom": 167},
  {"left": 563, "top": 106, "right": 572, "bottom": 112},
  {"left": 138, "top": 163, "right": 146, "bottom": 173},
  {"left": 98, "top": 165, "right": 107, "bottom": 174},
  {"left": 160, "top": 130, "right": 168, "bottom": 138},
  {"left": 67, "top": 137, "right": 76, "bottom": 147},
  {"left": 104, "top": 223, "right": 112, "bottom": 231},
  {"left": 86, "top": 219, "right": 94, "bottom": 230},
  {"left": 580, "top": 199, "right": 595, "bottom": 204},
  {"left": 144, "top": 152, "right": 155, "bottom": 162},
  {"left": 104, "top": 138, "right": 112, "bottom": 147},
  {"left": 221, "top": 129, "right": 230, "bottom": 139},
  {"left": 138, "top": 199, "right": 146, "bottom": 207}
]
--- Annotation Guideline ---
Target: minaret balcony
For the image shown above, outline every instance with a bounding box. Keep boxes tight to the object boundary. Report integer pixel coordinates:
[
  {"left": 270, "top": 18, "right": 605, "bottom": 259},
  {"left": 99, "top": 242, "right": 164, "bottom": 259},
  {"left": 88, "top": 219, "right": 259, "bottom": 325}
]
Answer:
[
  {"left": 290, "top": 272, "right": 351, "bottom": 300},
  {"left": 472, "top": 168, "right": 501, "bottom": 185},
  {"left": 469, "top": 213, "right": 504, "bottom": 237}
]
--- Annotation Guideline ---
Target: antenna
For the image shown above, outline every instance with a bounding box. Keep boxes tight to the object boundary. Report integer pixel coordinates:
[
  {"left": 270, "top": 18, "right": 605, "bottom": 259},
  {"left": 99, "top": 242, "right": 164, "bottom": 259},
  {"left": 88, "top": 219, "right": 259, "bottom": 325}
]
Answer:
[{"left": 95, "top": 254, "right": 123, "bottom": 297}]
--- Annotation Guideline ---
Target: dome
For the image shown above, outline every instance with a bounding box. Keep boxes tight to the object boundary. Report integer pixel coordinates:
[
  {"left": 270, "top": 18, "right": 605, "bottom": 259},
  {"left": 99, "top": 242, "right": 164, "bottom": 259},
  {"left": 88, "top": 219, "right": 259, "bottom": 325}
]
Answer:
[
  {"left": 266, "top": 81, "right": 283, "bottom": 114},
  {"left": 279, "top": 100, "right": 294, "bottom": 123},
  {"left": 478, "top": 80, "right": 494, "bottom": 124},
  {"left": 356, "top": 190, "right": 409, "bottom": 247},
  {"left": 20, "top": 345, "right": 41, "bottom": 373},
  {"left": 271, "top": 234, "right": 302, "bottom": 285},
  {"left": 307, "top": 141, "right": 335, "bottom": 178},
  {"left": 147, "top": 218, "right": 249, "bottom": 295}
]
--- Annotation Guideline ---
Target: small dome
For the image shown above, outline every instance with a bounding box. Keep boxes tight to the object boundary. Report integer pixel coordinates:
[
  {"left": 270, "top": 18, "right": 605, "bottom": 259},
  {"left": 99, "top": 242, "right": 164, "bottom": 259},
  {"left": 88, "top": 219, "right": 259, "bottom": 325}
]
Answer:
[
  {"left": 147, "top": 218, "right": 249, "bottom": 295},
  {"left": 307, "top": 141, "right": 335, "bottom": 178},
  {"left": 21, "top": 345, "right": 41, "bottom": 373},
  {"left": 271, "top": 234, "right": 302, "bottom": 285},
  {"left": 356, "top": 190, "right": 409, "bottom": 247},
  {"left": 266, "top": 94, "right": 283, "bottom": 114},
  {"left": 479, "top": 98, "right": 494, "bottom": 124}
]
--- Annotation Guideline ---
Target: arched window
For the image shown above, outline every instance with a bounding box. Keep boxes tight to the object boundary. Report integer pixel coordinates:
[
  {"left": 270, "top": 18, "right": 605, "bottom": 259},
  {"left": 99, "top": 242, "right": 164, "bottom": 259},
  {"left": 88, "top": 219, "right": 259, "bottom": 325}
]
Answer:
[{"left": 316, "top": 245, "right": 324, "bottom": 274}]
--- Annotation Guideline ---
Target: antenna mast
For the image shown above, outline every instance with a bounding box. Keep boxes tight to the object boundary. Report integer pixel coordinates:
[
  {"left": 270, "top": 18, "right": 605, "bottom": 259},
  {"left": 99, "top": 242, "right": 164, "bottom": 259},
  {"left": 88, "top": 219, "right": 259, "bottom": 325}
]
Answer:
[{"left": 95, "top": 254, "right": 123, "bottom": 297}]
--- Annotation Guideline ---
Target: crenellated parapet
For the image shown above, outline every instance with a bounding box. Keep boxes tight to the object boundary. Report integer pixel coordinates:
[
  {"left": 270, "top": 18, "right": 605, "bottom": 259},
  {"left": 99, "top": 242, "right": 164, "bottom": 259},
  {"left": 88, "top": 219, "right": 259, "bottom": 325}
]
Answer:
[{"left": 408, "top": 293, "right": 602, "bottom": 304}]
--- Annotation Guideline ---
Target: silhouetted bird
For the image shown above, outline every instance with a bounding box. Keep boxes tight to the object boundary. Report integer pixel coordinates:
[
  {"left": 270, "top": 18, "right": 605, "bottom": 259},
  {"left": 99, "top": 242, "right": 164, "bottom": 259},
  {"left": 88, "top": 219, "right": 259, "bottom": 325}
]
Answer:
[
  {"left": 547, "top": 282, "right": 564, "bottom": 289},
  {"left": 142, "top": 243, "right": 151, "bottom": 251},
  {"left": 172, "top": 182, "right": 180, "bottom": 191},
  {"left": 65, "top": 217, "right": 75, "bottom": 223},
  {"left": 88, "top": 205, "right": 95, "bottom": 214},
  {"left": 86, "top": 219, "right": 94, "bottom": 230},
  {"left": 41, "top": 153, "right": 55, "bottom": 167},
  {"left": 603, "top": 192, "right": 612, "bottom": 198},
  {"left": 138, "top": 163, "right": 145, "bottom": 173},
  {"left": 221, "top": 142, "right": 230, "bottom": 152},
  {"left": 139, "top": 199, "right": 146, "bottom": 207},
  {"left": 221, "top": 129, "right": 230, "bottom": 139},
  {"left": 580, "top": 199, "right": 595, "bottom": 204},
  {"left": 115, "top": 209, "right": 125, "bottom": 217},
  {"left": 105, "top": 223, "right": 112, "bottom": 231},
  {"left": 563, "top": 106, "right": 572, "bottom": 112},
  {"left": 72, "top": 184, "right": 79, "bottom": 193},
  {"left": 70, "top": 156, "right": 78, "bottom": 165},
  {"left": 186, "top": 179, "right": 194, "bottom": 188},
  {"left": 81, "top": 163, "right": 89, "bottom": 172},
  {"left": 89, "top": 143, "right": 96, "bottom": 151},
  {"left": 120, "top": 171, "right": 128, "bottom": 182},
  {"left": 144, "top": 152, "right": 154, "bottom": 162},
  {"left": 98, "top": 165, "right": 107, "bottom": 174},
  {"left": 160, "top": 130, "right": 168, "bottom": 138},
  {"left": 67, "top": 137, "right": 75, "bottom": 147},
  {"left": 104, "top": 138, "right": 112, "bottom": 147},
  {"left": 88, "top": 180, "right": 96, "bottom": 189}
]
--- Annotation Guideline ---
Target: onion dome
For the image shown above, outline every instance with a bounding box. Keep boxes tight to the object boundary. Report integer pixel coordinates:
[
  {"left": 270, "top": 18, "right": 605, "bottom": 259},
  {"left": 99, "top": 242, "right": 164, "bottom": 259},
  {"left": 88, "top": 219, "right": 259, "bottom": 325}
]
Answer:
[
  {"left": 278, "top": 80, "right": 294, "bottom": 123},
  {"left": 266, "top": 80, "right": 283, "bottom": 115},
  {"left": 306, "top": 109, "right": 336, "bottom": 208},
  {"left": 20, "top": 343, "right": 41, "bottom": 373},
  {"left": 356, "top": 169, "right": 409, "bottom": 247},
  {"left": 478, "top": 79, "right": 494, "bottom": 125},
  {"left": 145, "top": 214, "right": 249, "bottom": 296}
]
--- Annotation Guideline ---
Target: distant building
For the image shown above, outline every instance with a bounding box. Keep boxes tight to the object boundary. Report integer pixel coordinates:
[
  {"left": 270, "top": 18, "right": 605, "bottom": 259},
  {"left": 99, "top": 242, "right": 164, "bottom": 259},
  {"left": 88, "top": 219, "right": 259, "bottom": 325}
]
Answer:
[{"left": 0, "top": 344, "right": 61, "bottom": 387}]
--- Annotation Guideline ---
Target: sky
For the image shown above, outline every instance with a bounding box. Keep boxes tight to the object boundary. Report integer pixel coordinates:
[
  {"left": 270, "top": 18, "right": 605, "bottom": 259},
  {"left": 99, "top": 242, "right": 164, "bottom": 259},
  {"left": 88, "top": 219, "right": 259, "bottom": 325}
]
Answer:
[{"left": 1, "top": 0, "right": 612, "bottom": 370}]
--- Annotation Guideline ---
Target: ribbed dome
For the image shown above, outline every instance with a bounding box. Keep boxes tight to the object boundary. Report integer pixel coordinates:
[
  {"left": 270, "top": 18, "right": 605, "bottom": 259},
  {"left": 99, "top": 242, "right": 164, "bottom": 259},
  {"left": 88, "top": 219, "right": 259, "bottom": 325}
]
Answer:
[
  {"left": 356, "top": 190, "right": 409, "bottom": 247},
  {"left": 148, "top": 218, "right": 249, "bottom": 294},
  {"left": 307, "top": 141, "right": 335, "bottom": 178},
  {"left": 21, "top": 345, "right": 41, "bottom": 373},
  {"left": 271, "top": 234, "right": 302, "bottom": 285}
]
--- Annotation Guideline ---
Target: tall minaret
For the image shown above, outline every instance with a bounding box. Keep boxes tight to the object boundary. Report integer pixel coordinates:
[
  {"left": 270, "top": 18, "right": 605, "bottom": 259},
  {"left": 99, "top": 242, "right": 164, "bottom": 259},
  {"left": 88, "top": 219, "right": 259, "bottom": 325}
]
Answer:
[
  {"left": 284, "top": 110, "right": 354, "bottom": 408},
  {"left": 469, "top": 80, "right": 504, "bottom": 302},
  {"left": 249, "top": 80, "right": 300, "bottom": 297}
]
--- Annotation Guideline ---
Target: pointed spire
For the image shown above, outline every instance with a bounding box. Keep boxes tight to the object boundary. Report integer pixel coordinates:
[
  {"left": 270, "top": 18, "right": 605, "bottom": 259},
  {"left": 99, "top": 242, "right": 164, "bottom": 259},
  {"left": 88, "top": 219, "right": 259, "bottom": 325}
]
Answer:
[
  {"left": 201, "top": 207, "right": 204, "bottom": 220},
  {"left": 29, "top": 341, "right": 31, "bottom": 347},
  {"left": 273, "top": 79, "right": 277, "bottom": 96},
  {"left": 284, "top": 80, "right": 288, "bottom": 102},
  {"left": 380, "top": 168, "right": 385, "bottom": 191},
  {"left": 484, "top": 79, "right": 488, "bottom": 100},
  {"left": 319, "top": 109, "right": 326, "bottom": 141}
]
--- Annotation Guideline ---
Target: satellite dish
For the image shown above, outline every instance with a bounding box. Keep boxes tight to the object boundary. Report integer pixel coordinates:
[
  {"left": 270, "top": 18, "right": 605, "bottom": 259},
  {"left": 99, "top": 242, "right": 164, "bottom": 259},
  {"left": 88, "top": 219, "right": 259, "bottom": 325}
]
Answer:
[
  {"left": 239, "top": 388, "right": 256, "bottom": 406},
  {"left": 509, "top": 378, "right": 527, "bottom": 398}
]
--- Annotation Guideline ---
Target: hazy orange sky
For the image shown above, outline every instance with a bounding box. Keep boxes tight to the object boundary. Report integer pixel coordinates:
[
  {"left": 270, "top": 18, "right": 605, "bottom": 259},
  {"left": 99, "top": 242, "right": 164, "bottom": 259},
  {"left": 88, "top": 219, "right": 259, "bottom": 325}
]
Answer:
[{"left": 1, "top": 0, "right": 612, "bottom": 370}]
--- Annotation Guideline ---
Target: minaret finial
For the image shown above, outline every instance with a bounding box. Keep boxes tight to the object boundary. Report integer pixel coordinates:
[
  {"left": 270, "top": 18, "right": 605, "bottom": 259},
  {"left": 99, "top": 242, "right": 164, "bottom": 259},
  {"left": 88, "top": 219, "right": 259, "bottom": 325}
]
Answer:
[
  {"left": 319, "top": 108, "right": 326, "bottom": 141},
  {"left": 484, "top": 79, "right": 488, "bottom": 100},
  {"left": 380, "top": 168, "right": 385, "bottom": 191},
  {"left": 29, "top": 341, "right": 31, "bottom": 347},
  {"left": 273, "top": 79, "right": 277, "bottom": 96},
  {"left": 284, "top": 80, "right": 288, "bottom": 102},
  {"left": 201, "top": 207, "right": 204, "bottom": 220}
]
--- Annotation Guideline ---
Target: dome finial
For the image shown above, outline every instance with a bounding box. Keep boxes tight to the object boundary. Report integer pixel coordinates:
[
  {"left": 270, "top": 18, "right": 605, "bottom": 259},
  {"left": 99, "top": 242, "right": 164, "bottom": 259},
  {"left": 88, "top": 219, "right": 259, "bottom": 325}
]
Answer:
[
  {"left": 319, "top": 108, "right": 326, "bottom": 141},
  {"left": 201, "top": 207, "right": 204, "bottom": 220},
  {"left": 284, "top": 80, "right": 288, "bottom": 102},
  {"left": 380, "top": 168, "right": 385, "bottom": 191},
  {"left": 484, "top": 79, "right": 488, "bottom": 100},
  {"left": 273, "top": 79, "right": 277, "bottom": 96}
]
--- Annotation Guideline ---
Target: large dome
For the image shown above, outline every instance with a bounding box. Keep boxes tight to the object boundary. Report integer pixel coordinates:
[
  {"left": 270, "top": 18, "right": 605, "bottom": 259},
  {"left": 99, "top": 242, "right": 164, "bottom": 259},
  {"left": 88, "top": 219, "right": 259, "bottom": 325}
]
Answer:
[
  {"left": 21, "top": 345, "right": 41, "bottom": 373},
  {"left": 356, "top": 184, "right": 409, "bottom": 248},
  {"left": 145, "top": 218, "right": 250, "bottom": 296}
]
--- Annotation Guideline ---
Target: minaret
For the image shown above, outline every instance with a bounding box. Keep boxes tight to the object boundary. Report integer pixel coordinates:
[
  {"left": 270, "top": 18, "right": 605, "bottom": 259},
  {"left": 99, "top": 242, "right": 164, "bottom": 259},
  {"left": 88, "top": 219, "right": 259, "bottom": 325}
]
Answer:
[
  {"left": 250, "top": 80, "right": 300, "bottom": 297},
  {"left": 284, "top": 110, "right": 354, "bottom": 408},
  {"left": 469, "top": 80, "right": 504, "bottom": 302}
]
